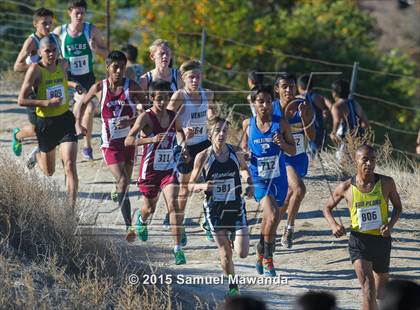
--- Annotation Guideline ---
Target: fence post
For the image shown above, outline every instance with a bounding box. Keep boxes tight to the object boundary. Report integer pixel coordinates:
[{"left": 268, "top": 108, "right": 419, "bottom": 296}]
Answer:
[
  {"left": 349, "top": 61, "right": 359, "bottom": 100},
  {"left": 106, "top": 0, "right": 110, "bottom": 52},
  {"left": 200, "top": 28, "right": 206, "bottom": 80}
]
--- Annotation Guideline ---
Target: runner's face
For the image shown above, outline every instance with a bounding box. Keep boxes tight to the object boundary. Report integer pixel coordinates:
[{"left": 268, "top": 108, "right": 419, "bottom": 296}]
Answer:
[
  {"left": 34, "top": 16, "right": 53, "bottom": 37},
  {"left": 152, "top": 45, "right": 171, "bottom": 68},
  {"left": 40, "top": 44, "right": 57, "bottom": 64},
  {"left": 254, "top": 92, "right": 273, "bottom": 118},
  {"left": 211, "top": 122, "right": 229, "bottom": 145},
  {"left": 152, "top": 91, "right": 170, "bottom": 111},
  {"left": 184, "top": 71, "right": 201, "bottom": 91},
  {"left": 68, "top": 7, "right": 85, "bottom": 24},
  {"left": 107, "top": 60, "right": 126, "bottom": 84},
  {"left": 356, "top": 151, "right": 376, "bottom": 175},
  {"left": 277, "top": 79, "right": 296, "bottom": 103}
]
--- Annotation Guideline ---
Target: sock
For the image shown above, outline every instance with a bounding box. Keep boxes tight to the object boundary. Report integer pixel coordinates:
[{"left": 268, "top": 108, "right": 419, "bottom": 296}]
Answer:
[
  {"left": 174, "top": 245, "right": 182, "bottom": 252},
  {"left": 263, "top": 242, "right": 273, "bottom": 259},
  {"left": 118, "top": 193, "right": 132, "bottom": 229},
  {"left": 228, "top": 277, "right": 238, "bottom": 290},
  {"left": 257, "top": 234, "right": 264, "bottom": 255},
  {"left": 287, "top": 225, "right": 294, "bottom": 230}
]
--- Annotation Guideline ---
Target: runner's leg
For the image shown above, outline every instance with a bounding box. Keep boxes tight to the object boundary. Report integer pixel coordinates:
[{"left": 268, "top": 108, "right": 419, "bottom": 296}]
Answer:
[
  {"left": 59, "top": 141, "right": 78, "bottom": 206},
  {"left": 353, "top": 259, "right": 378, "bottom": 310}
]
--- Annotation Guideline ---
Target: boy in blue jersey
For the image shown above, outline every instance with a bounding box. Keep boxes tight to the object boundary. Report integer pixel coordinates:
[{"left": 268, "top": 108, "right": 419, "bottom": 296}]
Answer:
[
  {"left": 242, "top": 85, "right": 296, "bottom": 276},
  {"left": 274, "top": 73, "right": 316, "bottom": 249}
]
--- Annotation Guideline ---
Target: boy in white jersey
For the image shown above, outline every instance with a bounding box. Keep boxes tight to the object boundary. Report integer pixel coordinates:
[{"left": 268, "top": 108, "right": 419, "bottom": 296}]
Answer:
[
  {"left": 53, "top": 0, "right": 107, "bottom": 161},
  {"left": 167, "top": 60, "right": 217, "bottom": 245}
]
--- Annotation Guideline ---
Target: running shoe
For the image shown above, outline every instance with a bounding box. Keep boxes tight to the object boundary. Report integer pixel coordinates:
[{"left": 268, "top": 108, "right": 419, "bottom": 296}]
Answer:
[
  {"left": 263, "top": 257, "right": 276, "bottom": 277},
  {"left": 180, "top": 226, "right": 187, "bottom": 247},
  {"left": 255, "top": 253, "right": 264, "bottom": 275},
  {"left": 201, "top": 218, "right": 214, "bottom": 242},
  {"left": 173, "top": 249, "right": 186, "bottom": 265},
  {"left": 227, "top": 287, "right": 240, "bottom": 297},
  {"left": 162, "top": 213, "right": 170, "bottom": 231},
  {"left": 12, "top": 128, "right": 22, "bottom": 156},
  {"left": 136, "top": 221, "right": 148, "bottom": 242},
  {"left": 125, "top": 227, "right": 136, "bottom": 242},
  {"left": 111, "top": 189, "right": 118, "bottom": 202},
  {"left": 281, "top": 227, "right": 294, "bottom": 249},
  {"left": 206, "top": 229, "right": 214, "bottom": 242},
  {"left": 82, "top": 147, "right": 93, "bottom": 160},
  {"left": 26, "top": 146, "right": 39, "bottom": 169}
]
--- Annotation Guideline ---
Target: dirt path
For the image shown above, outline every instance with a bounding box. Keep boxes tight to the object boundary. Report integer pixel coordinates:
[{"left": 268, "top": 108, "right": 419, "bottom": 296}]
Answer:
[{"left": 1, "top": 90, "right": 418, "bottom": 309}]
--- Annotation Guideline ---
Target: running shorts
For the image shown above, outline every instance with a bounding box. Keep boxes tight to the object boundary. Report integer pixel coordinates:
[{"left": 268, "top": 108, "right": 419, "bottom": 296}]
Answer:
[
  {"left": 36, "top": 110, "right": 77, "bottom": 153},
  {"left": 253, "top": 178, "right": 288, "bottom": 207},
  {"left": 138, "top": 171, "right": 178, "bottom": 199},
  {"left": 203, "top": 198, "right": 247, "bottom": 233},
  {"left": 101, "top": 145, "right": 135, "bottom": 166},
  {"left": 349, "top": 230, "right": 392, "bottom": 273},
  {"left": 285, "top": 153, "right": 309, "bottom": 178}
]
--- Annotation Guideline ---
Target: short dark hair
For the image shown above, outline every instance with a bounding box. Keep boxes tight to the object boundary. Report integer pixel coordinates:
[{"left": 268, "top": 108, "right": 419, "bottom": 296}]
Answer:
[
  {"left": 275, "top": 72, "right": 297, "bottom": 85},
  {"left": 68, "top": 0, "right": 87, "bottom": 10},
  {"left": 121, "top": 44, "right": 138, "bottom": 62},
  {"left": 33, "top": 8, "right": 54, "bottom": 23},
  {"left": 331, "top": 79, "right": 350, "bottom": 99},
  {"left": 381, "top": 279, "right": 420, "bottom": 310},
  {"left": 248, "top": 70, "right": 264, "bottom": 86},
  {"left": 105, "top": 50, "right": 127, "bottom": 66},
  {"left": 223, "top": 296, "right": 267, "bottom": 310},
  {"left": 149, "top": 79, "right": 172, "bottom": 95},
  {"left": 250, "top": 84, "right": 273, "bottom": 102},
  {"left": 294, "top": 291, "right": 336, "bottom": 310},
  {"left": 297, "top": 74, "right": 313, "bottom": 91}
]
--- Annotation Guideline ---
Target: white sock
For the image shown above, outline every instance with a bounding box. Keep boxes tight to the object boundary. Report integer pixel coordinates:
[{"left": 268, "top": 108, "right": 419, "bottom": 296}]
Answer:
[
  {"left": 174, "top": 245, "right": 182, "bottom": 252},
  {"left": 287, "top": 225, "right": 294, "bottom": 230}
]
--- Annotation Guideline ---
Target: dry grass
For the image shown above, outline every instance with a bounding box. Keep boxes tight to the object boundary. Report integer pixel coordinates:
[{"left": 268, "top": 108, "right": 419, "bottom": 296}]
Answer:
[{"left": 0, "top": 151, "right": 207, "bottom": 309}]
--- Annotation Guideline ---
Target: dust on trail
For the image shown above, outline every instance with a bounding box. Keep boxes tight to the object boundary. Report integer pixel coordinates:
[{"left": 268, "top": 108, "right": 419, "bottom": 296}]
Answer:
[{"left": 1, "top": 90, "right": 418, "bottom": 309}]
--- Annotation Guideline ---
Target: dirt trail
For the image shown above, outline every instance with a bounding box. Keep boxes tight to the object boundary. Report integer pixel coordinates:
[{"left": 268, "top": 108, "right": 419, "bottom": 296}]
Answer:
[{"left": 1, "top": 90, "right": 418, "bottom": 309}]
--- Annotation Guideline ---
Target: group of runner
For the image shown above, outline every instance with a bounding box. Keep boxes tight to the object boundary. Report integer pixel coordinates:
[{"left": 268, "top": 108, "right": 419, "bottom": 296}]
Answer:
[{"left": 11, "top": 1, "right": 403, "bottom": 306}]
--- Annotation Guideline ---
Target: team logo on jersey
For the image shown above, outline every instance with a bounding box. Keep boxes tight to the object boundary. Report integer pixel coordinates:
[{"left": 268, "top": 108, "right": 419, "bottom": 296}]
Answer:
[
  {"left": 261, "top": 143, "right": 270, "bottom": 154},
  {"left": 107, "top": 100, "right": 126, "bottom": 117}
]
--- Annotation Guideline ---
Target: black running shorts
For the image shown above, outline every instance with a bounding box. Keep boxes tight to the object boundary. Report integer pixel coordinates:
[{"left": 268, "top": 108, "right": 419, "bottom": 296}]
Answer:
[
  {"left": 203, "top": 198, "right": 248, "bottom": 233},
  {"left": 349, "top": 230, "right": 392, "bottom": 273},
  {"left": 36, "top": 110, "right": 78, "bottom": 153}
]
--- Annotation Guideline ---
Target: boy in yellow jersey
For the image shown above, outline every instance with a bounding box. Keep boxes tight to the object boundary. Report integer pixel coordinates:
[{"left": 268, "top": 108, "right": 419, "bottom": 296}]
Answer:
[
  {"left": 17, "top": 36, "right": 84, "bottom": 206},
  {"left": 323, "top": 145, "right": 402, "bottom": 310}
]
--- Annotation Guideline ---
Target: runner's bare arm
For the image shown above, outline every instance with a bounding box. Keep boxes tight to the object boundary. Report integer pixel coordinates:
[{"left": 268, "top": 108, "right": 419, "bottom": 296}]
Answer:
[
  {"left": 125, "top": 113, "right": 160, "bottom": 146},
  {"left": 14, "top": 37, "right": 36, "bottom": 72},
  {"left": 380, "top": 176, "right": 402, "bottom": 237},
  {"left": 89, "top": 25, "right": 107, "bottom": 58},
  {"left": 188, "top": 150, "right": 209, "bottom": 192},
  {"left": 206, "top": 90, "right": 217, "bottom": 119},
  {"left": 167, "top": 90, "right": 184, "bottom": 113},
  {"left": 329, "top": 104, "right": 342, "bottom": 144},
  {"left": 52, "top": 26, "right": 61, "bottom": 37},
  {"left": 136, "top": 75, "right": 151, "bottom": 112},
  {"left": 299, "top": 100, "right": 316, "bottom": 141},
  {"left": 234, "top": 148, "right": 254, "bottom": 198},
  {"left": 241, "top": 118, "right": 250, "bottom": 152},
  {"left": 323, "top": 180, "right": 350, "bottom": 238},
  {"left": 275, "top": 118, "right": 296, "bottom": 155},
  {"left": 314, "top": 94, "right": 331, "bottom": 119},
  {"left": 176, "top": 71, "right": 184, "bottom": 89},
  {"left": 175, "top": 116, "right": 187, "bottom": 147},
  {"left": 17, "top": 64, "right": 54, "bottom": 107},
  {"left": 354, "top": 101, "right": 369, "bottom": 129},
  {"left": 74, "top": 81, "right": 101, "bottom": 131}
]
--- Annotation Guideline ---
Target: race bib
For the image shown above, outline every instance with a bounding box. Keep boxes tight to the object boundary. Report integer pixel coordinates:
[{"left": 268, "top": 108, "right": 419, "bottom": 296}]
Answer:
[
  {"left": 293, "top": 133, "right": 305, "bottom": 155},
  {"left": 69, "top": 55, "right": 89, "bottom": 75},
  {"left": 257, "top": 155, "right": 280, "bottom": 179},
  {"left": 46, "top": 84, "right": 66, "bottom": 106},
  {"left": 153, "top": 149, "right": 173, "bottom": 171},
  {"left": 213, "top": 178, "right": 236, "bottom": 202},
  {"left": 357, "top": 205, "right": 382, "bottom": 231},
  {"left": 108, "top": 116, "right": 130, "bottom": 140},
  {"left": 186, "top": 120, "right": 206, "bottom": 144}
]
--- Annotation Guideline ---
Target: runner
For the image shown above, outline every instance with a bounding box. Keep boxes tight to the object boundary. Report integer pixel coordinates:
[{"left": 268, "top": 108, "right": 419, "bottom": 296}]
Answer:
[
  {"left": 17, "top": 36, "right": 84, "bottom": 206},
  {"left": 323, "top": 145, "right": 402, "bottom": 310},
  {"left": 138, "top": 39, "right": 183, "bottom": 112},
  {"left": 297, "top": 74, "right": 332, "bottom": 156},
  {"left": 124, "top": 79, "right": 187, "bottom": 264},
  {"left": 167, "top": 59, "right": 217, "bottom": 245},
  {"left": 73, "top": 50, "right": 141, "bottom": 241},
  {"left": 121, "top": 44, "right": 143, "bottom": 85},
  {"left": 12, "top": 8, "right": 61, "bottom": 157},
  {"left": 274, "top": 73, "right": 316, "bottom": 249},
  {"left": 243, "top": 84, "right": 296, "bottom": 276},
  {"left": 54, "top": 0, "right": 107, "bottom": 161},
  {"left": 329, "top": 79, "right": 369, "bottom": 161},
  {"left": 189, "top": 116, "right": 253, "bottom": 296},
  {"left": 247, "top": 70, "right": 264, "bottom": 116}
]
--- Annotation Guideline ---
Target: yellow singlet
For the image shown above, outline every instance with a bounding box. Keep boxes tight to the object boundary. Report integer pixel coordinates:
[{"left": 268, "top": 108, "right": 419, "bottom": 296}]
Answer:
[
  {"left": 350, "top": 175, "right": 388, "bottom": 236},
  {"left": 35, "top": 62, "right": 69, "bottom": 118}
]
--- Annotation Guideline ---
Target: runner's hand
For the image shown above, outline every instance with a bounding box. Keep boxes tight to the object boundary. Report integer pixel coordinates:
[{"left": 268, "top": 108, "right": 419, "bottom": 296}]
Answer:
[
  {"left": 273, "top": 131, "right": 285, "bottom": 148},
  {"left": 185, "top": 127, "right": 195, "bottom": 140},
  {"left": 89, "top": 38, "right": 97, "bottom": 51},
  {"left": 380, "top": 224, "right": 392, "bottom": 237},
  {"left": 204, "top": 180, "right": 215, "bottom": 191},
  {"left": 153, "top": 133, "right": 166, "bottom": 143},
  {"left": 245, "top": 184, "right": 254, "bottom": 199},
  {"left": 75, "top": 83, "right": 86, "bottom": 95},
  {"left": 299, "top": 100, "right": 313, "bottom": 124},
  {"left": 48, "top": 97, "right": 62, "bottom": 107},
  {"left": 76, "top": 124, "right": 87, "bottom": 137},
  {"left": 181, "top": 147, "right": 191, "bottom": 163},
  {"left": 332, "top": 223, "right": 345, "bottom": 238},
  {"left": 116, "top": 119, "right": 131, "bottom": 129}
]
